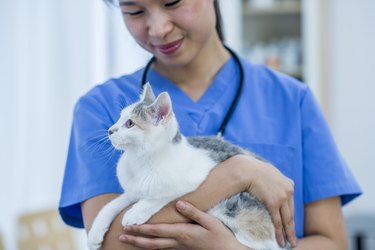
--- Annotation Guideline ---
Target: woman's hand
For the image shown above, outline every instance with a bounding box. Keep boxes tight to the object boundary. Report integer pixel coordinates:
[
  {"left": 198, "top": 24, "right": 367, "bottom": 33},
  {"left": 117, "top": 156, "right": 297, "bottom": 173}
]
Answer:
[
  {"left": 119, "top": 201, "right": 250, "bottom": 250},
  {"left": 239, "top": 155, "right": 297, "bottom": 247}
]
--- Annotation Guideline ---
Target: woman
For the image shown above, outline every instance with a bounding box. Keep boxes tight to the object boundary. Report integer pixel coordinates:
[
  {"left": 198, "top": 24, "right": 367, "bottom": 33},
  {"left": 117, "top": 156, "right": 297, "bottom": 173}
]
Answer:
[{"left": 59, "top": 0, "right": 361, "bottom": 249}]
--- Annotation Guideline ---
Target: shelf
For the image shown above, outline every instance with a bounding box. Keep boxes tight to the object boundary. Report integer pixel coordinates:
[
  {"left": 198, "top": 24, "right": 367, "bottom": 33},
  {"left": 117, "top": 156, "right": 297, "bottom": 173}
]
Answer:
[
  {"left": 244, "top": 2, "right": 301, "bottom": 16},
  {"left": 276, "top": 66, "right": 303, "bottom": 79},
  {"left": 241, "top": 0, "right": 304, "bottom": 79}
]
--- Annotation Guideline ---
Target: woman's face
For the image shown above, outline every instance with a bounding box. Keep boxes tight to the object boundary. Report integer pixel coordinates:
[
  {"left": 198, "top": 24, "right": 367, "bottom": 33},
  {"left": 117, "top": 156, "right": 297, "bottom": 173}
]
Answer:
[{"left": 119, "top": 0, "right": 217, "bottom": 67}]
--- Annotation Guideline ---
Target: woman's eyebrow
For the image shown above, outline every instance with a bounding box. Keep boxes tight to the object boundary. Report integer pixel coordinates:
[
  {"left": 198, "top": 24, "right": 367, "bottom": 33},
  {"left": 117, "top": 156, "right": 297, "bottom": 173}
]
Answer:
[{"left": 119, "top": 1, "right": 137, "bottom": 6}]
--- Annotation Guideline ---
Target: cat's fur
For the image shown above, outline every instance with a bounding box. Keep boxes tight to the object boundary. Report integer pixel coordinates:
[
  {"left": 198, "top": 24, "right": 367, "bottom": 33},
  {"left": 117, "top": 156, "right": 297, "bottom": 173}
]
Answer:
[{"left": 87, "top": 83, "right": 291, "bottom": 250}]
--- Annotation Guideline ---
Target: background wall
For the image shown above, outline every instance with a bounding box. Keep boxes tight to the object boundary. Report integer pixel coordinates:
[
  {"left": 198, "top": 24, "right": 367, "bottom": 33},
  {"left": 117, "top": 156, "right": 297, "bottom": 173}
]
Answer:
[
  {"left": 303, "top": 0, "right": 375, "bottom": 217},
  {"left": 0, "top": 0, "right": 374, "bottom": 249},
  {"left": 328, "top": 0, "right": 375, "bottom": 215},
  {"left": 0, "top": 1, "right": 148, "bottom": 249},
  {"left": 304, "top": 1, "right": 375, "bottom": 247}
]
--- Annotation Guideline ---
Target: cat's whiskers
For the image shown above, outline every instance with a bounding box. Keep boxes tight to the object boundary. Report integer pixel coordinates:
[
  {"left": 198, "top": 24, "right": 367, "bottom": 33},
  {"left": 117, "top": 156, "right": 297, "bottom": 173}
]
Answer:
[
  {"left": 81, "top": 130, "right": 108, "bottom": 149},
  {"left": 83, "top": 130, "right": 112, "bottom": 155},
  {"left": 81, "top": 130, "right": 121, "bottom": 169}
]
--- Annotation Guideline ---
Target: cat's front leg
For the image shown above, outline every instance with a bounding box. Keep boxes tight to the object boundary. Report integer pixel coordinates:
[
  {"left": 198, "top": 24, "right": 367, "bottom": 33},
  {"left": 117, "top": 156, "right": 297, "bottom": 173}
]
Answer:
[
  {"left": 87, "top": 194, "right": 133, "bottom": 250},
  {"left": 122, "top": 198, "right": 171, "bottom": 226}
]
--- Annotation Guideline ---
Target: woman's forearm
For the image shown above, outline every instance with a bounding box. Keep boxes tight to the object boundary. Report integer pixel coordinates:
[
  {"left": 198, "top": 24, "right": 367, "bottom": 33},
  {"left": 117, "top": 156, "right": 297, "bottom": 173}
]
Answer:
[
  {"left": 149, "top": 154, "right": 257, "bottom": 222},
  {"left": 294, "top": 235, "right": 345, "bottom": 250},
  {"left": 293, "top": 197, "right": 348, "bottom": 250}
]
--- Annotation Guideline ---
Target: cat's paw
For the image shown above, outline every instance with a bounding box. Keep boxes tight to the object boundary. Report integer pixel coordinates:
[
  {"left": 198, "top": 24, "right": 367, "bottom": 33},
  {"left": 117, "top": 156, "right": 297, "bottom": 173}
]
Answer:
[
  {"left": 87, "top": 226, "right": 109, "bottom": 250},
  {"left": 121, "top": 208, "right": 150, "bottom": 226}
]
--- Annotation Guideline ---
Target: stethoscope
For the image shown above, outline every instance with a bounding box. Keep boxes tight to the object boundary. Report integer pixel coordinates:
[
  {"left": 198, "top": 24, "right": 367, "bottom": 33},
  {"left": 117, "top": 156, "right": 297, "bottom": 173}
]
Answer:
[{"left": 141, "top": 45, "right": 244, "bottom": 138}]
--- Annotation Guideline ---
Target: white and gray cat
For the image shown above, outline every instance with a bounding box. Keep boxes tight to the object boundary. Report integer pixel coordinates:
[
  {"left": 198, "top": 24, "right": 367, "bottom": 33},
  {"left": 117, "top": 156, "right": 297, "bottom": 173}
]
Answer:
[{"left": 87, "top": 83, "right": 291, "bottom": 250}]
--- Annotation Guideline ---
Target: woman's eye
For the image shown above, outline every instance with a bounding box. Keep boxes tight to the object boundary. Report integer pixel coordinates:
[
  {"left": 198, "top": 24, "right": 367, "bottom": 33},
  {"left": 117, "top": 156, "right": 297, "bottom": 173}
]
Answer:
[
  {"left": 165, "top": 0, "right": 181, "bottom": 8},
  {"left": 125, "top": 119, "right": 135, "bottom": 128},
  {"left": 128, "top": 10, "right": 144, "bottom": 16},
  {"left": 123, "top": 10, "right": 144, "bottom": 16}
]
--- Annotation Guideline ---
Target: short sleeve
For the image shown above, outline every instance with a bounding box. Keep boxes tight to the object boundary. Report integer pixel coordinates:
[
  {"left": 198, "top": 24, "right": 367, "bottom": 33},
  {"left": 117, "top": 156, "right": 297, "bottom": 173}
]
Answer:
[
  {"left": 301, "top": 87, "right": 362, "bottom": 205},
  {"left": 58, "top": 92, "right": 123, "bottom": 228}
]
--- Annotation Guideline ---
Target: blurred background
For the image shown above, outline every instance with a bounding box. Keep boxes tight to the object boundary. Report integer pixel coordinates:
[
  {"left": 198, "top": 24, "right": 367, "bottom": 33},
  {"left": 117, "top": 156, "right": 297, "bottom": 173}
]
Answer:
[{"left": 0, "top": 0, "right": 374, "bottom": 249}]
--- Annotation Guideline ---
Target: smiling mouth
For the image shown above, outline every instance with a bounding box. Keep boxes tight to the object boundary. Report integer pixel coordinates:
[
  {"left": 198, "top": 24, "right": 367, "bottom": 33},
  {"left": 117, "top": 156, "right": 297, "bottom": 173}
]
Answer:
[{"left": 156, "top": 38, "right": 184, "bottom": 55}]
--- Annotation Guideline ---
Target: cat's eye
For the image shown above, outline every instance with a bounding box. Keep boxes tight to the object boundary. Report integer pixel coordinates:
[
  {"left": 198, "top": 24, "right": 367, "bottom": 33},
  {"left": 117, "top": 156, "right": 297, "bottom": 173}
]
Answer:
[{"left": 125, "top": 119, "right": 135, "bottom": 128}]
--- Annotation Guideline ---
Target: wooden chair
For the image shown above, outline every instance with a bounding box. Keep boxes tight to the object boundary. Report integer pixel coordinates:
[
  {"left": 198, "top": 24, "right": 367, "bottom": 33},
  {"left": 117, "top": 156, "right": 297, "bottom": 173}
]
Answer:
[
  {"left": 17, "top": 209, "right": 77, "bottom": 250},
  {"left": 0, "top": 232, "right": 4, "bottom": 250}
]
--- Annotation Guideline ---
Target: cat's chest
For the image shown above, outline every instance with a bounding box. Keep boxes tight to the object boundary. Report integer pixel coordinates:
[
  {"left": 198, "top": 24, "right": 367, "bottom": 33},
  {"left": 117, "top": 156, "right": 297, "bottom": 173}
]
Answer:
[
  {"left": 117, "top": 154, "right": 179, "bottom": 184},
  {"left": 116, "top": 150, "right": 216, "bottom": 198}
]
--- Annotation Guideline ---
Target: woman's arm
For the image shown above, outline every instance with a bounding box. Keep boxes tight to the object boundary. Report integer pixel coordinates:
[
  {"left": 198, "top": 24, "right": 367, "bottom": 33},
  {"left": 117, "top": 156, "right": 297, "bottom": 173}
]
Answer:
[
  {"left": 295, "top": 196, "right": 348, "bottom": 250},
  {"left": 120, "top": 201, "right": 253, "bottom": 250},
  {"left": 82, "top": 155, "right": 250, "bottom": 250},
  {"left": 121, "top": 197, "right": 347, "bottom": 250},
  {"left": 81, "top": 154, "right": 296, "bottom": 249}
]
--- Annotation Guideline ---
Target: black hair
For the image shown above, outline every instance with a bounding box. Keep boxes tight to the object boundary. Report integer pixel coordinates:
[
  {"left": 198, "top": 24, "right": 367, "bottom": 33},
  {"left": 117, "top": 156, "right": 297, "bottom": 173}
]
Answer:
[
  {"left": 103, "top": 0, "right": 224, "bottom": 42},
  {"left": 213, "top": 0, "right": 224, "bottom": 42}
]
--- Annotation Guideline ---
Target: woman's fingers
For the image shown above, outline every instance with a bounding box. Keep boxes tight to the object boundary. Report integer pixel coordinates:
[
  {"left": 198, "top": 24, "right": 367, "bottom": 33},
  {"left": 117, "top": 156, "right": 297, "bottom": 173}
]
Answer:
[
  {"left": 269, "top": 208, "right": 285, "bottom": 247},
  {"left": 123, "top": 223, "right": 180, "bottom": 238},
  {"left": 176, "top": 200, "right": 218, "bottom": 230},
  {"left": 119, "top": 234, "right": 177, "bottom": 249},
  {"left": 270, "top": 198, "right": 297, "bottom": 248},
  {"left": 281, "top": 198, "right": 297, "bottom": 247},
  {"left": 119, "top": 201, "right": 215, "bottom": 248}
]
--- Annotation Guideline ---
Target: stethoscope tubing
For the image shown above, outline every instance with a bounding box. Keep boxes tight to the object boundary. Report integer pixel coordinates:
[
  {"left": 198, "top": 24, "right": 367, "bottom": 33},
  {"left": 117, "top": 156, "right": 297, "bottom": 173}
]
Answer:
[{"left": 141, "top": 45, "right": 244, "bottom": 138}]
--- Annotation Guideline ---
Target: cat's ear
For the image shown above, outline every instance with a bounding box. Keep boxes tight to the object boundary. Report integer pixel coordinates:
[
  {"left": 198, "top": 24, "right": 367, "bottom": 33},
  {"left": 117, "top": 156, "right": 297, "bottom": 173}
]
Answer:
[
  {"left": 147, "top": 92, "right": 173, "bottom": 126},
  {"left": 140, "top": 82, "right": 156, "bottom": 103}
]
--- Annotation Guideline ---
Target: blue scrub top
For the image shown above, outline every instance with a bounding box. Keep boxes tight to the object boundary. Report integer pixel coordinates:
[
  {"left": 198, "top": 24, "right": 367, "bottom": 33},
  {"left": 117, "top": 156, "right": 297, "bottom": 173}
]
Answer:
[{"left": 59, "top": 56, "right": 361, "bottom": 237}]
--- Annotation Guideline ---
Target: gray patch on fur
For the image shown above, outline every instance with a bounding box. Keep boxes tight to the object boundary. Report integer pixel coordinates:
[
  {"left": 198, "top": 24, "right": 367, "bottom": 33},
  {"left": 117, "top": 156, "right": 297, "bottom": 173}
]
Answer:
[
  {"left": 172, "top": 131, "right": 182, "bottom": 144},
  {"left": 187, "top": 136, "right": 245, "bottom": 163},
  {"left": 131, "top": 102, "right": 148, "bottom": 121},
  {"left": 239, "top": 192, "right": 266, "bottom": 211},
  {"left": 217, "top": 193, "right": 292, "bottom": 249},
  {"left": 224, "top": 193, "right": 266, "bottom": 218},
  {"left": 224, "top": 195, "right": 239, "bottom": 217}
]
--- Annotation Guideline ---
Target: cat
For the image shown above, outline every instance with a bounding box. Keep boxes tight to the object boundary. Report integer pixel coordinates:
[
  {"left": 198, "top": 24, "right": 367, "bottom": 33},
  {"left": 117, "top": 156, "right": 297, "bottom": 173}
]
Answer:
[{"left": 87, "top": 83, "right": 291, "bottom": 250}]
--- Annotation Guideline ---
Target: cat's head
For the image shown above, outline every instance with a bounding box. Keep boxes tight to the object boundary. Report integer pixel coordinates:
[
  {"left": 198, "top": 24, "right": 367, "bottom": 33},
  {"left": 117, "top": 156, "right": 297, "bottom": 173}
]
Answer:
[{"left": 108, "top": 83, "right": 179, "bottom": 152}]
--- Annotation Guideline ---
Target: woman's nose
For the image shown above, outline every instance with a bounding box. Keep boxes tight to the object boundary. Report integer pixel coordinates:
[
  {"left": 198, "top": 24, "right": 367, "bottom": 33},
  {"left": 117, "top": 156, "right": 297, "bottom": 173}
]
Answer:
[{"left": 147, "top": 11, "right": 173, "bottom": 38}]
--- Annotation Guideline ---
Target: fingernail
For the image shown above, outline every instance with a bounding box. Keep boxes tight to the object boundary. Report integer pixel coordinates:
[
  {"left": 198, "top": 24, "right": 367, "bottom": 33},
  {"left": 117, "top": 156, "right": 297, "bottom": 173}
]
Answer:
[
  {"left": 280, "top": 239, "right": 285, "bottom": 247},
  {"left": 176, "top": 200, "right": 186, "bottom": 210},
  {"left": 292, "top": 239, "right": 298, "bottom": 247}
]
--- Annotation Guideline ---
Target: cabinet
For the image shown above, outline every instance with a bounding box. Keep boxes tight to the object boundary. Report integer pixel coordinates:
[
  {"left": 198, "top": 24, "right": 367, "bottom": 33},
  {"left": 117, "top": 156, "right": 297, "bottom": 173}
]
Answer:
[{"left": 241, "top": 0, "right": 303, "bottom": 79}]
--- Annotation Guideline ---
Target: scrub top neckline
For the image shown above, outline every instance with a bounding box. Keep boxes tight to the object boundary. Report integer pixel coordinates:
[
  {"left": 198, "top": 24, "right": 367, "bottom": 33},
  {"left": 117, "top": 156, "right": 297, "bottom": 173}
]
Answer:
[
  {"left": 147, "top": 56, "right": 237, "bottom": 109},
  {"left": 146, "top": 56, "right": 239, "bottom": 135}
]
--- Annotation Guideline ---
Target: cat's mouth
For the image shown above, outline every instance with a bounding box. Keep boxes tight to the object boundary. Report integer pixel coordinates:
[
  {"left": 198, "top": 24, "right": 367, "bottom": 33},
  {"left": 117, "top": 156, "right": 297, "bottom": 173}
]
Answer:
[{"left": 109, "top": 138, "right": 130, "bottom": 150}]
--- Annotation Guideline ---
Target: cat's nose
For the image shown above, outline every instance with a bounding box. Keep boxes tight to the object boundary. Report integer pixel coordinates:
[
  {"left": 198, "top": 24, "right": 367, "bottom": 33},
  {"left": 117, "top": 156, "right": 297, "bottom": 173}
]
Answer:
[{"left": 108, "top": 128, "right": 117, "bottom": 136}]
